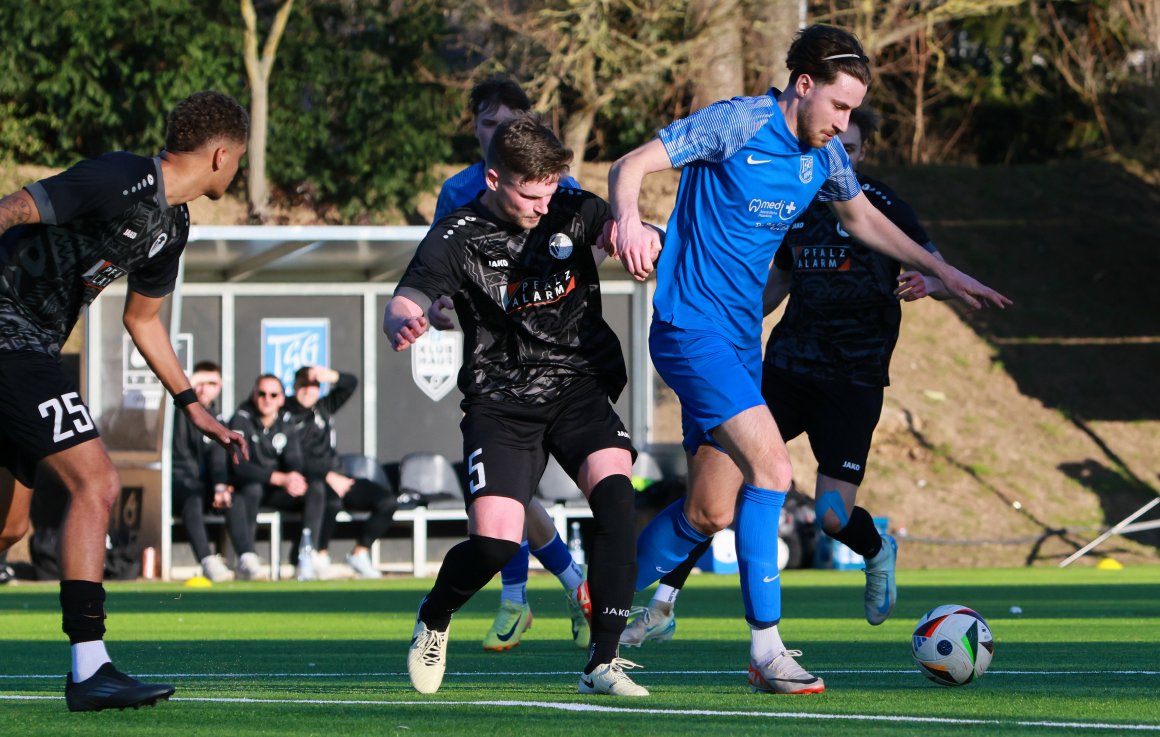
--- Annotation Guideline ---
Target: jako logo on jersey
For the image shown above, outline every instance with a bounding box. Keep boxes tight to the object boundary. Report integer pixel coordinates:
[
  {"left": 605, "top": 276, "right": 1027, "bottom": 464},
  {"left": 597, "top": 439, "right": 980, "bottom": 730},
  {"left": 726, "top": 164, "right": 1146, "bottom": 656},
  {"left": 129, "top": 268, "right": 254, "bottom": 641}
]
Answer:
[
  {"left": 748, "top": 198, "right": 798, "bottom": 221},
  {"left": 488, "top": 259, "right": 510, "bottom": 268},
  {"left": 602, "top": 607, "right": 632, "bottom": 618},
  {"left": 548, "top": 232, "right": 573, "bottom": 259},
  {"left": 617, "top": 430, "right": 630, "bottom": 439},
  {"left": 503, "top": 269, "right": 575, "bottom": 312},
  {"left": 122, "top": 228, "right": 139, "bottom": 240},
  {"left": 842, "top": 461, "right": 862, "bottom": 471},
  {"left": 148, "top": 233, "right": 168, "bottom": 258},
  {"left": 799, "top": 156, "right": 814, "bottom": 183}
]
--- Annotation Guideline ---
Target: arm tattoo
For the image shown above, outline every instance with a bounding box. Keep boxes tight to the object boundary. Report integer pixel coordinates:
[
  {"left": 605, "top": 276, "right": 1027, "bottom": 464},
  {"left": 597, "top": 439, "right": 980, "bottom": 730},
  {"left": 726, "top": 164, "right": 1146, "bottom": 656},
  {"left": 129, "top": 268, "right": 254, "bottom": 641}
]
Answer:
[{"left": 0, "top": 193, "right": 35, "bottom": 236}]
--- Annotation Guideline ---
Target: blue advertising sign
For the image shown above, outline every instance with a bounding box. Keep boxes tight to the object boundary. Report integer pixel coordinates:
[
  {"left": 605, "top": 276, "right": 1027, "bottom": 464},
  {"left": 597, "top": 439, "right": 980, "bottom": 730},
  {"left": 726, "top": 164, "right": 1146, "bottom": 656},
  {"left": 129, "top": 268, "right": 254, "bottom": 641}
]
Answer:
[{"left": 260, "top": 318, "right": 330, "bottom": 393}]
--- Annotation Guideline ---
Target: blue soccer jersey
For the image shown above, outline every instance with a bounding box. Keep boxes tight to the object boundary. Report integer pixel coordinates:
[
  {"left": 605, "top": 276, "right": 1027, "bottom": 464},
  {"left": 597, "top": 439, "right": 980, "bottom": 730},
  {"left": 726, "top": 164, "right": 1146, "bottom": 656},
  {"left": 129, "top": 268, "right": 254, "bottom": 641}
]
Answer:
[
  {"left": 433, "top": 161, "right": 581, "bottom": 223},
  {"left": 655, "top": 90, "right": 861, "bottom": 348}
]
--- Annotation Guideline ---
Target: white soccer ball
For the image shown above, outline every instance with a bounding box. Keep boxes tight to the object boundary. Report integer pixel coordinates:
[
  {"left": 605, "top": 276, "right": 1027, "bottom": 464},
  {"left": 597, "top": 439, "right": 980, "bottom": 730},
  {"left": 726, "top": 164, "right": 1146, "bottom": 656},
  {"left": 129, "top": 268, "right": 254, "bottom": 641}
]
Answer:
[{"left": 911, "top": 604, "right": 994, "bottom": 686}]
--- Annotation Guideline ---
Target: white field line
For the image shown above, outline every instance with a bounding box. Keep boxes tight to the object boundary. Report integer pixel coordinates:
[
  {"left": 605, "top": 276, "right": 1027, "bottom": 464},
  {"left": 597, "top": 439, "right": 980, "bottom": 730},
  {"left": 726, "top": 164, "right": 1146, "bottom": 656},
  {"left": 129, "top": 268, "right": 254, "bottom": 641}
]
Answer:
[
  {"left": 2, "top": 667, "right": 1160, "bottom": 679},
  {"left": 1, "top": 694, "right": 1159, "bottom": 731}
]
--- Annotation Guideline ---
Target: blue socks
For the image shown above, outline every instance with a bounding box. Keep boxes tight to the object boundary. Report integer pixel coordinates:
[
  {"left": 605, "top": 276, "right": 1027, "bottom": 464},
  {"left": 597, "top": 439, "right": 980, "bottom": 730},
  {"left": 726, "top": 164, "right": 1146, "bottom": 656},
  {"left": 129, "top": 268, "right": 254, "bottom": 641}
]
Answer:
[
  {"left": 634, "top": 498, "right": 710, "bottom": 591},
  {"left": 736, "top": 484, "right": 787, "bottom": 627},
  {"left": 532, "top": 537, "right": 584, "bottom": 590},
  {"left": 499, "top": 541, "right": 530, "bottom": 604}
]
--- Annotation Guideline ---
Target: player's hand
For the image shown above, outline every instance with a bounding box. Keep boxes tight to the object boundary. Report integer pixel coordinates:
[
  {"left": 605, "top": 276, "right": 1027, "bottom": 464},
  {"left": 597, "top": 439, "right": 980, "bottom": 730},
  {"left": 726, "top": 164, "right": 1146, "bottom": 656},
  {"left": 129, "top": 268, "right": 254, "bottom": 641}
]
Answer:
[
  {"left": 598, "top": 219, "right": 618, "bottom": 259},
  {"left": 895, "top": 270, "right": 930, "bottom": 301},
  {"left": 326, "top": 471, "right": 356, "bottom": 498},
  {"left": 611, "top": 217, "right": 661, "bottom": 281},
  {"left": 427, "top": 296, "right": 456, "bottom": 331},
  {"left": 283, "top": 471, "right": 308, "bottom": 497},
  {"left": 212, "top": 485, "right": 233, "bottom": 509},
  {"left": 187, "top": 404, "right": 248, "bottom": 462},
  {"left": 388, "top": 314, "right": 429, "bottom": 351},
  {"left": 939, "top": 265, "right": 1012, "bottom": 310}
]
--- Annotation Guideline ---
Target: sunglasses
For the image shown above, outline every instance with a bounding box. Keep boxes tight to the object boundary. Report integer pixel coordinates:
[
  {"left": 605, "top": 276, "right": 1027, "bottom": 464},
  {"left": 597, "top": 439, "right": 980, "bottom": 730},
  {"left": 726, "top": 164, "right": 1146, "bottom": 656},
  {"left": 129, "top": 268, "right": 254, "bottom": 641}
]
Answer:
[{"left": 256, "top": 390, "right": 283, "bottom": 399}]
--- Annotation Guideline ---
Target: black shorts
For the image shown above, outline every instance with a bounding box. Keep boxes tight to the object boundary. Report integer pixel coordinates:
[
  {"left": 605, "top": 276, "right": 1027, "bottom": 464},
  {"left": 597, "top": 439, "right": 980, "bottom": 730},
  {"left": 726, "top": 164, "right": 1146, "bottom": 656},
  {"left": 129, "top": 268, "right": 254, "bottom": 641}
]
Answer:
[
  {"left": 761, "top": 364, "right": 883, "bottom": 486},
  {"left": 459, "top": 379, "right": 636, "bottom": 507},
  {"left": 0, "top": 350, "right": 101, "bottom": 486}
]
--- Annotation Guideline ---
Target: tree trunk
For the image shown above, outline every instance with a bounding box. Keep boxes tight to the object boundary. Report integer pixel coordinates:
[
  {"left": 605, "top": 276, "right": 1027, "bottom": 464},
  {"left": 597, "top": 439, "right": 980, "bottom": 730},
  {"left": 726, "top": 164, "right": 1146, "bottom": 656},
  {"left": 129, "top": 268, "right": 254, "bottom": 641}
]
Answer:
[
  {"left": 240, "top": 0, "right": 294, "bottom": 223},
  {"left": 562, "top": 108, "right": 596, "bottom": 184},
  {"left": 742, "top": 0, "right": 804, "bottom": 93},
  {"left": 689, "top": 0, "right": 744, "bottom": 110}
]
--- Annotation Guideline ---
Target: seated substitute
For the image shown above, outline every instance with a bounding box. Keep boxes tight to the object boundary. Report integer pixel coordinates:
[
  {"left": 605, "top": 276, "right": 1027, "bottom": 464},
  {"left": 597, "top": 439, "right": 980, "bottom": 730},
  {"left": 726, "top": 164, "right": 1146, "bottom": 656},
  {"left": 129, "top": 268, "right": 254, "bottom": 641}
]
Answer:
[
  {"left": 171, "top": 360, "right": 243, "bottom": 581},
  {"left": 228, "top": 374, "right": 338, "bottom": 581},
  {"left": 386, "top": 114, "right": 651, "bottom": 697},
  {"left": 284, "top": 365, "right": 397, "bottom": 579}
]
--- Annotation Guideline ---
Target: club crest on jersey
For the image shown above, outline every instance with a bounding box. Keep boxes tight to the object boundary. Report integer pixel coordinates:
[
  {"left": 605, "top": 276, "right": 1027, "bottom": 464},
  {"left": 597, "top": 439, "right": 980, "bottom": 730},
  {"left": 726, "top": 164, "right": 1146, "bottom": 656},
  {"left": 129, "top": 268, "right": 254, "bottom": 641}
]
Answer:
[
  {"left": 548, "top": 232, "right": 573, "bottom": 260},
  {"left": 148, "top": 232, "right": 168, "bottom": 258},
  {"left": 411, "top": 328, "right": 462, "bottom": 402},
  {"left": 272, "top": 433, "right": 288, "bottom": 453},
  {"left": 799, "top": 156, "right": 814, "bottom": 183}
]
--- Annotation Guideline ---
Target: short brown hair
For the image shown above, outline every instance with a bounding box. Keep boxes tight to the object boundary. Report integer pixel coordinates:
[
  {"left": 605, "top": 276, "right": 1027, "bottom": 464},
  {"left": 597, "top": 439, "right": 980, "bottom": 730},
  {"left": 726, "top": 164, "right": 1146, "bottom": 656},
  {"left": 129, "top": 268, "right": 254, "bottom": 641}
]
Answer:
[
  {"left": 786, "top": 25, "right": 871, "bottom": 88},
  {"left": 485, "top": 114, "right": 573, "bottom": 183},
  {"left": 849, "top": 107, "right": 882, "bottom": 141},
  {"left": 165, "top": 91, "right": 249, "bottom": 152}
]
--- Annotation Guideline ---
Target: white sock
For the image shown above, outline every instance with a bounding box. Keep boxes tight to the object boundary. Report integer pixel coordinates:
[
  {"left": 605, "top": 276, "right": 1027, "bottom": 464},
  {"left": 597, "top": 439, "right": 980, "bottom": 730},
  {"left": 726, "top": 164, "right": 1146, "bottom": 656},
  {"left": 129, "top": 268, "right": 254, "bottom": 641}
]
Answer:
[
  {"left": 749, "top": 623, "right": 786, "bottom": 664},
  {"left": 501, "top": 582, "right": 527, "bottom": 605},
  {"left": 653, "top": 584, "right": 680, "bottom": 608},
  {"left": 72, "top": 640, "right": 111, "bottom": 682}
]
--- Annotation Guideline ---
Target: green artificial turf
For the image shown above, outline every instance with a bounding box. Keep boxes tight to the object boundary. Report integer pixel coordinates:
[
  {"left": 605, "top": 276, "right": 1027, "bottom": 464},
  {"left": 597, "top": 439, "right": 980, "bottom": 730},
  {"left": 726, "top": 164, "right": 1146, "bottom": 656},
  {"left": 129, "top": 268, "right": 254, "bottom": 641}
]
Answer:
[{"left": 2, "top": 566, "right": 1158, "bottom": 736}]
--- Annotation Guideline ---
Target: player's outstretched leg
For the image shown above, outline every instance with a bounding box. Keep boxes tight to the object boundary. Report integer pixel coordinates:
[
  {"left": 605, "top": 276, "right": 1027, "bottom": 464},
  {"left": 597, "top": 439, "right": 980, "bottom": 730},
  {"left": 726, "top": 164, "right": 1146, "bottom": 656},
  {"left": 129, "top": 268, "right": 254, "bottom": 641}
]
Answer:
[
  {"left": 578, "top": 475, "right": 647, "bottom": 696},
  {"left": 620, "top": 599, "right": 676, "bottom": 647},
  {"left": 408, "top": 534, "right": 519, "bottom": 693}
]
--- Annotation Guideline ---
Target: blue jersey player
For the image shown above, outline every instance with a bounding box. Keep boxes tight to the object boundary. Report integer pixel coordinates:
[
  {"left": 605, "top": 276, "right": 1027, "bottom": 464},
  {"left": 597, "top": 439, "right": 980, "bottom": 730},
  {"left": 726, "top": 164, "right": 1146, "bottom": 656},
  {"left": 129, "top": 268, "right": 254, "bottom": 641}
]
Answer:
[{"left": 607, "top": 25, "right": 1010, "bottom": 695}]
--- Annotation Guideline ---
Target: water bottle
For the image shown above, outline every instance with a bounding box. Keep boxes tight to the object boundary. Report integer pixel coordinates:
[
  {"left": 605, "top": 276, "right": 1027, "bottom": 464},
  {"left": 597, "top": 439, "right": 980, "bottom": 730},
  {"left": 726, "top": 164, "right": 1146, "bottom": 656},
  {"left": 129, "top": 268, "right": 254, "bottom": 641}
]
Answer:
[
  {"left": 568, "top": 521, "right": 586, "bottom": 566},
  {"left": 297, "top": 528, "right": 315, "bottom": 581}
]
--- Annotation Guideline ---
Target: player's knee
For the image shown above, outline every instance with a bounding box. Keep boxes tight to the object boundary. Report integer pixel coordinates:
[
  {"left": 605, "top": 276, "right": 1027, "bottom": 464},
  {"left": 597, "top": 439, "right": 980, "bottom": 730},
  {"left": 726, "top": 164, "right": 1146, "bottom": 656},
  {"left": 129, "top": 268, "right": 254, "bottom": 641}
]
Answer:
[
  {"left": 685, "top": 504, "right": 731, "bottom": 535},
  {"left": 68, "top": 467, "right": 121, "bottom": 509},
  {"left": 469, "top": 534, "right": 522, "bottom": 572},
  {"left": 748, "top": 453, "right": 793, "bottom": 492},
  {"left": 0, "top": 519, "right": 30, "bottom": 550}
]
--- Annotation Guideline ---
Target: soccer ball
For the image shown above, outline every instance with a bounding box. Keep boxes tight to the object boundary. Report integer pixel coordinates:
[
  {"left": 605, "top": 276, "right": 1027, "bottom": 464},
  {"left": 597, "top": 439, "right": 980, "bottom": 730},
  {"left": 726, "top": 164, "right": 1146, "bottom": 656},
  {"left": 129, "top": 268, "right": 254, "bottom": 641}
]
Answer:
[{"left": 911, "top": 604, "right": 994, "bottom": 686}]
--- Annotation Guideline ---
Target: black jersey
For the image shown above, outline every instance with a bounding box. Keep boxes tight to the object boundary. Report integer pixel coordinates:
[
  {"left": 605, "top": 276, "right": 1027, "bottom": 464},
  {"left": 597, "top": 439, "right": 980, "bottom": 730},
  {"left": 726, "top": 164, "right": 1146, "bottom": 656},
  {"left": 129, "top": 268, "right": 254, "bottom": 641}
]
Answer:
[
  {"left": 228, "top": 401, "right": 306, "bottom": 485},
  {"left": 0, "top": 152, "right": 188, "bottom": 357},
  {"left": 283, "top": 372, "right": 358, "bottom": 482},
  {"left": 396, "top": 188, "right": 627, "bottom": 406},
  {"left": 764, "top": 174, "right": 935, "bottom": 387}
]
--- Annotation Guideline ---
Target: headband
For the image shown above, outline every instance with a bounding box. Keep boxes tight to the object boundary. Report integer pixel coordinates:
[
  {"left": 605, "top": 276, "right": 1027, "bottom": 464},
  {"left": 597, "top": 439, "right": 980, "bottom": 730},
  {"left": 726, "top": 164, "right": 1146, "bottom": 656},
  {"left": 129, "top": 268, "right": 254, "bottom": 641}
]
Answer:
[{"left": 823, "top": 53, "right": 867, "bottom": 62}]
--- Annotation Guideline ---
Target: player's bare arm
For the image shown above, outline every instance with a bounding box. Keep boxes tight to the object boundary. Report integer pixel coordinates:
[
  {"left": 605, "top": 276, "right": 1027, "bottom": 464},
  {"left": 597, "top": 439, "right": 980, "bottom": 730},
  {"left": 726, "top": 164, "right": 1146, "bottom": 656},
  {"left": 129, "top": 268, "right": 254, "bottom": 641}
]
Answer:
[
  {"left": 0, "top": 190, "right": 40, "bottom": 237},
  {"left": 383, "top": 293, "right": 429, "bottom": 351},
  {"left": 608, "top": 138, "right": 671, "bottom": 281},
  {"left": 829, "top": 194, "right": 1011, "bottom": 310},
  {"left": 122, "top": 290, "right": 248, "bottom": 460},
  {"left": 763, "top": 264, "right": 793, "bottom": 316},
  {"left": 896, "top": 250, "right": 950, "bottom": 302}
]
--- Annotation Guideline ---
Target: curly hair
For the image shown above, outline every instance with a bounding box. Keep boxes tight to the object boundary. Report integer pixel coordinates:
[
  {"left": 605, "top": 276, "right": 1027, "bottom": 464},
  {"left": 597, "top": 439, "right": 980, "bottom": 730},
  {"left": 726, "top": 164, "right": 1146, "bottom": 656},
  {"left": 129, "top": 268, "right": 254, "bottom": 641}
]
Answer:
[
  {"left": 786, "top": 25, "right": 871, "bottom": 88},
  {"left": 485, "top": 113, "right": 573, "bottom": 183},
  {"left": 165, "top": 91, "right": 249, "bottom": 153}
]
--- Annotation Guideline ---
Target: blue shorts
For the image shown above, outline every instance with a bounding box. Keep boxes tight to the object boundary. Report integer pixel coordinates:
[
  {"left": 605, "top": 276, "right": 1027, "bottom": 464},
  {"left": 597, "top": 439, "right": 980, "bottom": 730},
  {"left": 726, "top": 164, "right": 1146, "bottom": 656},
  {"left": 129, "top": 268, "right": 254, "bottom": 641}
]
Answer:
[{"left": 649, "top": 320, "right": 765, "bottom": 453}]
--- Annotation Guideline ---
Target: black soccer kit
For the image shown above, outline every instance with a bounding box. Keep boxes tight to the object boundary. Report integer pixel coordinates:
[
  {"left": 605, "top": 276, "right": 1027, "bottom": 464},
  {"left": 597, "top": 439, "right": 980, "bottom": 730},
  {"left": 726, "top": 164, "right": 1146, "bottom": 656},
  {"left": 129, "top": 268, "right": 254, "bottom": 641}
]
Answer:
[
  {"left": 763, "top": 174, "right": 936, "bottom": 485},
  {"left": 171, "top": 400, "right": 230, "bottom": 561},
  {"left": 228, "top": 401, "right": 335, "bottom": 554},
  {"left": 0, "top": 153, "right": 189, "bottom": 485},
  {"left": 402, "top": 189, "right": 638, "bottom": 664},
  {"left": 284, "top": 372, "right": 397, "bottom": 549},
  {"left": 396, "top": 188, "right": 634, "bottom": 506}
]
